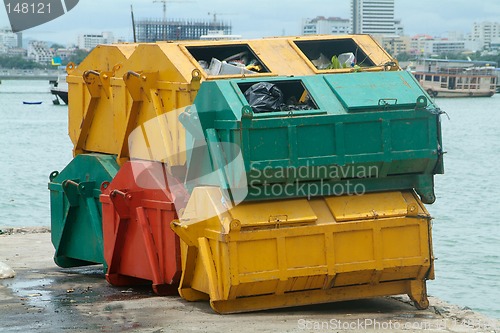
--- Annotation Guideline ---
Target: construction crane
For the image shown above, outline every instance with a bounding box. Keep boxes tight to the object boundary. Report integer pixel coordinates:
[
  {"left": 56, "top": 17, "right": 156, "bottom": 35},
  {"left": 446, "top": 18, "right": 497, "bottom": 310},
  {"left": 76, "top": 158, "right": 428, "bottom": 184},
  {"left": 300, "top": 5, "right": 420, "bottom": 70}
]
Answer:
[{"left": 154, "top": 0, "right": 194, "bottom": 21}]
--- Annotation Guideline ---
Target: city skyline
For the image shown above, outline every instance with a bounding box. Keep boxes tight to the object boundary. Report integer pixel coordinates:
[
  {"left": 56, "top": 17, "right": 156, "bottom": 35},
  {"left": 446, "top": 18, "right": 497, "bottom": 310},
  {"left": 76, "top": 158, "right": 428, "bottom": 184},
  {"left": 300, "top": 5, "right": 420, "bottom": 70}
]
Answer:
[{"left": 0, "top": 0, "right": 499, "bottom": 45}]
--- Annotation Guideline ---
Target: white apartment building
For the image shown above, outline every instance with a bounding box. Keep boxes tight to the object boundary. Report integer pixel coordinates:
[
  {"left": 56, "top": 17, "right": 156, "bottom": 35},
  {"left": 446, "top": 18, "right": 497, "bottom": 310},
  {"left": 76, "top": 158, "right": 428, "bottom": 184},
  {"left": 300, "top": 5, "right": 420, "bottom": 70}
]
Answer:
[
  {"left": 351, "top": 0, "right": 396, "bottom": 35},
  {"left": 77, "top": 32, "right": 114, "bottom": 50},
  {"left": 408, "top": 35, "right": 481, "bottom": 56},
  {"left": 27, "top": 40, "right": 54, "bottom": 63},
  {"left": 0, "top": 28, "right": 18, "bottom": 53},
  {"left": 423, "top": 40, "right": 481, "bottom": 55},
  {"left": 302, "top": 17, "right": 351, "bottom": 35},
  {"left": 471, "top": 21, "right": 500, "bottom": 49}
]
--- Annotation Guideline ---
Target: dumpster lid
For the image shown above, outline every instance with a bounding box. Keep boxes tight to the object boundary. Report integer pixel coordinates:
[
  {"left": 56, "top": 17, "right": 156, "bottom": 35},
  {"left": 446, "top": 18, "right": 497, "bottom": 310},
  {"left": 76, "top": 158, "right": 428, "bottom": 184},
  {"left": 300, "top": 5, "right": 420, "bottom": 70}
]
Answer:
[
  {"left": 325, "top": 192, "right": 412, "bottom": 222},
  {"left": 230, "top": 199, "right": 317, "bottom": 228},
  {"left": 325, "top": 71, "right": 425, "bottom": 111}
]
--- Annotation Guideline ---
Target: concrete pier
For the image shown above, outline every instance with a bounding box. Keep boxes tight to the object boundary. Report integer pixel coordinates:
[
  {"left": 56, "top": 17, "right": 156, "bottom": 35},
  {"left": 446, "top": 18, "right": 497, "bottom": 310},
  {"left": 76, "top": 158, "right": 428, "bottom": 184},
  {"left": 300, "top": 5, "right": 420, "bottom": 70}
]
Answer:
[{"left": 0, "top": 228, "right": 498, "bottom": 333}]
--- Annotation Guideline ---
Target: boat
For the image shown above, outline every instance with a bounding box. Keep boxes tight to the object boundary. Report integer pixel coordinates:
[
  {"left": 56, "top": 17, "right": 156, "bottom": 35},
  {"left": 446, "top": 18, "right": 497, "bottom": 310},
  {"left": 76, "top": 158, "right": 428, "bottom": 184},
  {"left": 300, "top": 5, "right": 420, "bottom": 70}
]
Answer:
[
  {"left": 50, "top": 73, "right": 68, "bottom": 105},
  {"left": 23, "top": 101, "right": 42, "bottom": 105},
  {"left": 412, "top": 59, "right": 497, "bottom": 97},
  {"left": 495, "top": 68, "right": 500, "bottom": 93}
]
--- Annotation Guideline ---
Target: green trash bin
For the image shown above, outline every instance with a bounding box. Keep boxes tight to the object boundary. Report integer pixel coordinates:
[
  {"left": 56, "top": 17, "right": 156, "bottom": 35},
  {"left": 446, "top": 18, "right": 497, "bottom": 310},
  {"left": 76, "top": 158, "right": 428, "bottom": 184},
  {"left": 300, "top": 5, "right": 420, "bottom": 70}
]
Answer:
[{"left": 48, "top": 153, "right": 119, "bottom": 268}]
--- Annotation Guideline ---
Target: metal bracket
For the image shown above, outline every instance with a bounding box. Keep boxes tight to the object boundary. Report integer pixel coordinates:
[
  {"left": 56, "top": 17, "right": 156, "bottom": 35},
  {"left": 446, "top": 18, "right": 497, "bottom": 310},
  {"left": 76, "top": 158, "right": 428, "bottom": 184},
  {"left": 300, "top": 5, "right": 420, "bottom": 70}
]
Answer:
[
  {"left": 123, "top": 71, "right": 159, "bottom": 102},
  {"left": 269, "top": 215, "right": 288, "bottom": 228},
  {"left": 83, "top": 70, "right": 113, "bottom": 99}
]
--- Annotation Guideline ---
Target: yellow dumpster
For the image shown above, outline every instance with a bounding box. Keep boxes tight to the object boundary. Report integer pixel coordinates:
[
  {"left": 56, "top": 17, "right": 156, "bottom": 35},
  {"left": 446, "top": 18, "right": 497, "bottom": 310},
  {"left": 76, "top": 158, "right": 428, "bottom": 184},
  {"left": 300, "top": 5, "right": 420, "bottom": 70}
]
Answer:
[
  {"left": 171, "top": 189, "right": 433, "bottom": 314},
  {"left": 66, "top": 44, "right": 137, "bottom": 156},
  {"left": 67, "top": 35, "right": 398, "bottom": 165}
]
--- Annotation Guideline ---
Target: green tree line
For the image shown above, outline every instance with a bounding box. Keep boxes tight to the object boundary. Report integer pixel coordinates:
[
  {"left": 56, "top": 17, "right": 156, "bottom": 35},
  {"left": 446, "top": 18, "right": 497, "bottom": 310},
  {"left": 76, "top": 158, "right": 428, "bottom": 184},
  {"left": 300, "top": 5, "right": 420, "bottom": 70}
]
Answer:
[{"left": 0, "top": 55, "right": 45, "bottom": 69}]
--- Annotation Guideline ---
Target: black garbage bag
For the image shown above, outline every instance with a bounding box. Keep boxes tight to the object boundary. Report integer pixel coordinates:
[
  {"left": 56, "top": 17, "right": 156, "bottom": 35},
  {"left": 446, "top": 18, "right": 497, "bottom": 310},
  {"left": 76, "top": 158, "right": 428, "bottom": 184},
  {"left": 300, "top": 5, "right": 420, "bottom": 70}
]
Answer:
[{"left": 244, "top": 82, "right": 285, "bottom": 113}]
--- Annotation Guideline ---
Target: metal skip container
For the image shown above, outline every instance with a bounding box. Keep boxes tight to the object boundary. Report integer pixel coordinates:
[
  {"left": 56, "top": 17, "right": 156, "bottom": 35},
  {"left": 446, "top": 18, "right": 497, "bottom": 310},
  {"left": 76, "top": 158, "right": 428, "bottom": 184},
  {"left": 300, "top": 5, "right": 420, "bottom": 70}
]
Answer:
[
  {"left": 100, "top": 160, "right": 187, "bottom": 294},
  {"left": 49, "top": 154, "right": 120, "bottom": 268},
  {"left": 66, "top": 44, "right": 137, "bottom": 157},
  {"left": 172, "top": 189, "right": 434, "bottom": 314}
]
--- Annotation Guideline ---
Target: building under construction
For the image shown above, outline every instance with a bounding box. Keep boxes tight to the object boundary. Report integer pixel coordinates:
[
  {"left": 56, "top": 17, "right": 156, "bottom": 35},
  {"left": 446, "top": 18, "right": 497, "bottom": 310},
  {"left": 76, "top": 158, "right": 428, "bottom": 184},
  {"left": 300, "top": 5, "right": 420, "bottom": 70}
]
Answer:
[{"left": 135, "top": 18, "right": 232, "bottom": 42}]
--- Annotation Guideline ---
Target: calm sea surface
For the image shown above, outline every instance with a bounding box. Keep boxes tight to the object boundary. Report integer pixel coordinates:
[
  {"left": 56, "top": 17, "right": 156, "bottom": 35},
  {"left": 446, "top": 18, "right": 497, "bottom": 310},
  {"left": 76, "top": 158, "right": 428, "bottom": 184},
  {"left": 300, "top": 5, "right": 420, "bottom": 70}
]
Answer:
[{"left": 0, "top": 80, "right": 499, "bottom": 319}]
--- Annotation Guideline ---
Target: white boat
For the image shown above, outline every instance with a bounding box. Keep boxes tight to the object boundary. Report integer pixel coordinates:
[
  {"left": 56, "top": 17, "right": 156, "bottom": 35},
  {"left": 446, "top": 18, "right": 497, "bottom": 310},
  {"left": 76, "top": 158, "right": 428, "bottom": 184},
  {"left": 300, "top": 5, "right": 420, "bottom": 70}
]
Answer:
[
  {"left": 50, "top": 72, "right": 68, "bottom": 105},
  {"left": 412, "top": 59, "right": 497, "bottom": 98}
]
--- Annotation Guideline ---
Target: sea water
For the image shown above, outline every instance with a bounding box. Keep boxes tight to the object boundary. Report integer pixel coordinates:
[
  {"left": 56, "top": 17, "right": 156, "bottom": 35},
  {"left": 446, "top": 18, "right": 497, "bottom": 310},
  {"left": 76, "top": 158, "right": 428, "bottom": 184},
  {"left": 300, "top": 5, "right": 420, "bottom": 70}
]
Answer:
[
  {"left": 0, "top": 80, "right": 498, "bottom": 319},
  {"left": 426, "top": 95, "right": 500, "bottom": 320},
  {"left": 0, "top": 80, "right": 72, "bottom": 226}
]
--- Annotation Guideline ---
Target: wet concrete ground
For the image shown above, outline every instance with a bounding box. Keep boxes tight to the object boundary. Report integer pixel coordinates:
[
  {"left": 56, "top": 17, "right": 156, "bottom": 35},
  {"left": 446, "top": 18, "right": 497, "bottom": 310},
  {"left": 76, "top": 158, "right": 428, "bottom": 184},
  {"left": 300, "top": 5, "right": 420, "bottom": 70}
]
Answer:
[{"left": 1, "top": 231, "right": 499, "bottom": 333}]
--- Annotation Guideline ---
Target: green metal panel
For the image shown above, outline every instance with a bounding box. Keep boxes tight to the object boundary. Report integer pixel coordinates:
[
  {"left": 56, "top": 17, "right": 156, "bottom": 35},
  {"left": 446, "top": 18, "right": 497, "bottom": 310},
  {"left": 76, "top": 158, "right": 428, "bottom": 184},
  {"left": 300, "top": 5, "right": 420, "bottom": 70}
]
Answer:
[
  {"left": 324, "top": 71, "right": 427, "bottom": 111},
  {"left": 183, "top": 72, "right": 444, "bottom": 204},
  {"left": 48, "top": 154, "right": 119, "bottom": 268}
]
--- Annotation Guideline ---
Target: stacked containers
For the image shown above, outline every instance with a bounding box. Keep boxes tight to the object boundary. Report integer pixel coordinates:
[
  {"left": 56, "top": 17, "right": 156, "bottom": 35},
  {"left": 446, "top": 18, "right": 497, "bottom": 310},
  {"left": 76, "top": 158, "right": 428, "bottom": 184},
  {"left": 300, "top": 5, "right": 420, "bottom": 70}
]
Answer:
[
  {"left": 49, "top": 36, "right": 443, "bottom": 312},
  {"left": 49, "top": 44, "right": 136, "bottom": 267}
]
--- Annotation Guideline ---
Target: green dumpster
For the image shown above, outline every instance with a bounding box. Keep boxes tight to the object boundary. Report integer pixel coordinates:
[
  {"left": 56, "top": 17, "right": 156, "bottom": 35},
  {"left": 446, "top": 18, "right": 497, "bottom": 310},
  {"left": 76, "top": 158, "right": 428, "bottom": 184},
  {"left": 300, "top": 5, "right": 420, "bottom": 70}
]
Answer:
[
  {"left": 181, "top": 70, "right": 444, "bottom": 204},
  {"left": 48, "top": 154, "right": 120, "bottom": 268}
]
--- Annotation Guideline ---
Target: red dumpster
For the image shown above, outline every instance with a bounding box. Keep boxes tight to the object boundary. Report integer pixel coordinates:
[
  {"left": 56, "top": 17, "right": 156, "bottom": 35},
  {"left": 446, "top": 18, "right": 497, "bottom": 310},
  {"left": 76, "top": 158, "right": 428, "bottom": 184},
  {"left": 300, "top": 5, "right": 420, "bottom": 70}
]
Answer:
[{"left": 100, "top": 160, "right": 187, "bottom": 295}]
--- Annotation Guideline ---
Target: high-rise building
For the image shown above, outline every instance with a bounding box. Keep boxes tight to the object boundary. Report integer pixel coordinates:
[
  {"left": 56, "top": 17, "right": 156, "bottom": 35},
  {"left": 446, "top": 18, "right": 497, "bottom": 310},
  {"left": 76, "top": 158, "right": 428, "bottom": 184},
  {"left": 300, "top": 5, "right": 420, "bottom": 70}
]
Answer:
[
  {"left": 351, "top": 0, "right": 396, "bottom": 35},
  {"left": 302, "top": 17, "right": 351, "bottom": 35}
]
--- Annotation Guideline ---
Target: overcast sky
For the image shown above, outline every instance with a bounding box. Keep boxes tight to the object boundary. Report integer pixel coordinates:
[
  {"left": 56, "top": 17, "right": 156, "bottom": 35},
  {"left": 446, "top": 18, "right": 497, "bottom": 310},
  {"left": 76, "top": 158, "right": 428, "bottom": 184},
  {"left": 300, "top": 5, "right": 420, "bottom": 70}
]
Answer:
[{"left": 1, "top": 0, "right": 499, "bottom": 45}]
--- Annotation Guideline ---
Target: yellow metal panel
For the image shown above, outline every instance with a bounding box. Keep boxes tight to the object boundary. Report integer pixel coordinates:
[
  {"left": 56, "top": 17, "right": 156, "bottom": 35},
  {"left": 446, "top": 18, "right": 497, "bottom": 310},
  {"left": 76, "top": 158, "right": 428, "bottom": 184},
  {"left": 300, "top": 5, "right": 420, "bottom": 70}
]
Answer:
[
  {"left": 325, "top": 191, "right": 410, "bottom": 221},
  {"left": 188, "top": 247, "right": 210, "bottom": 296},
  {"left": 229, "top": 199, "right": 317, "bottom": 228},
  {"left": 285, "top": 275, "right": 326, "bottom": 292},
  {"left": 237, "top": 239, "right": 278, "bottom": 274},
  {"left": 379, "top": 266, "right": 422, "bottom": 282},
  {"left": 352, "top": 35, "right": 397, "bottom": 69},
  {"left": 333, "top": 270, "right": 375, "bottom": 287},
  {"left": 248, "top": 38, "right": 314, "bottom": 76},
  {"left": 210, "top": 280, "right": 410, "bottom": 314},
  {"left": 285, "top": 234, "right": 326, "bottom": 268},
  {"left": 71, "top": 44, "right": 137, "bottom": 76},
  {"left": 381, "top": 225, "right": 422, "bottom": 259},
  {"left": 231, "top": 280, "right": 280, "bottom": 298},
  {"left": 333, "top": 229, "right": 375, "bottom": 263}
]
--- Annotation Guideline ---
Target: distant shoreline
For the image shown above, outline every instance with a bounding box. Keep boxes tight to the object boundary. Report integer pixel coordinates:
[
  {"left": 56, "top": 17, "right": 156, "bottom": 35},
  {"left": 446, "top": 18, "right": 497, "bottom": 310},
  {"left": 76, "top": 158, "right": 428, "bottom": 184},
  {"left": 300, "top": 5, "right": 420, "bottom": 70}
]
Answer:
[
  {"left": 0, "top": 69, "right": 59, "bottom": 81},
  {"left": 0, "top": 226, "right": 50, "bottom": 235}
]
